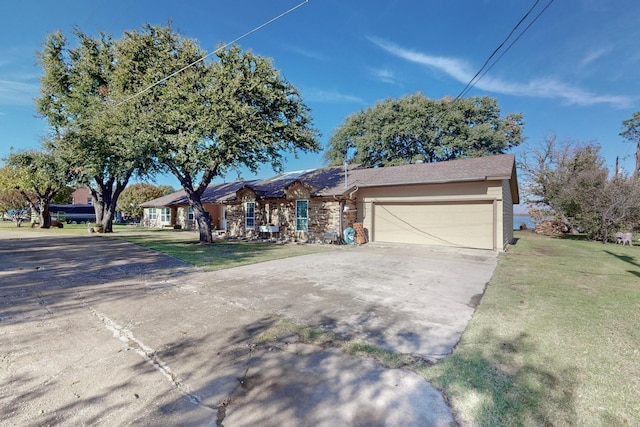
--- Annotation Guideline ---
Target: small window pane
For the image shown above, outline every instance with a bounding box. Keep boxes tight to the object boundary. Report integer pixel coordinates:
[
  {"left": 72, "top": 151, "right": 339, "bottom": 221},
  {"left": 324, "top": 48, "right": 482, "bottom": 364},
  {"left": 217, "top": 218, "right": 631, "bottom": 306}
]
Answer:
[
  {"left": 160, "top": 208, "right": 171, "bottom": 222},
  {"left": 296, "top": 200, "right": 308, "bottom": 232},
  {"left": 246, "top": 202, "right": 255, "bottom": 229}
]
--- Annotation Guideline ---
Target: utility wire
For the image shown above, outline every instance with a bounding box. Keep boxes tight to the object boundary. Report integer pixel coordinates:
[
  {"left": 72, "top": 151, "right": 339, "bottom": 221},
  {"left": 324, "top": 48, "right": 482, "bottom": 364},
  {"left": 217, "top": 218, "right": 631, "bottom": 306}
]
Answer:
[
  {"left": 450, "top": 0, "right": 551, "bottom": 104},
  {"left": 115, "top": 0, "right": 309, "bottom": 107},
  {"left": 351, "top": 0, "right": 553, "bottom": 176},
  {"left": 466, "top": 0, "right": 554, "bottom": 99},
  {"left": 432, "top": 0, "right": 552, "bottom": 123}
]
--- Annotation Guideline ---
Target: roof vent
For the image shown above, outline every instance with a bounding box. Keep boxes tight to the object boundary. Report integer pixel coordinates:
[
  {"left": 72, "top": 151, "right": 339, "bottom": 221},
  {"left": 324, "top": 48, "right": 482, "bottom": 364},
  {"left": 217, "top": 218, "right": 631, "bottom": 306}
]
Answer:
[{"left": 415, "top": 160, "right": 424, "bottom": 164}]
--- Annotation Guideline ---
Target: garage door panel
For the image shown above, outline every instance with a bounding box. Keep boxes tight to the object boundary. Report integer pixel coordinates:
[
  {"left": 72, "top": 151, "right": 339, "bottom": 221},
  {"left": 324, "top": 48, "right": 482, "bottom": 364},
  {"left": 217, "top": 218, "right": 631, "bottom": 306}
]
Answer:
[{"left": 373, "top": 202, "right": 494, "bottom": 249}]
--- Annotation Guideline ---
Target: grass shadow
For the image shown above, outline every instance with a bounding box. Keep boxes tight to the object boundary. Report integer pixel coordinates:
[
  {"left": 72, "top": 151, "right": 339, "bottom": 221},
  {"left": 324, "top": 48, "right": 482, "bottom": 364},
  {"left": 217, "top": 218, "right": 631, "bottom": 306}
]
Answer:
[
  {"left": 425, "top": 329, "right": 578, "bottom": 426},
  {"left": 554, "top": 233, "right": 590, "bottom": 241},
  {"left": 604, "top": 250, "right": 640, "bottom": 269},
  {"left": 113, "top": 234, "right": 337, "bottom": 271}
]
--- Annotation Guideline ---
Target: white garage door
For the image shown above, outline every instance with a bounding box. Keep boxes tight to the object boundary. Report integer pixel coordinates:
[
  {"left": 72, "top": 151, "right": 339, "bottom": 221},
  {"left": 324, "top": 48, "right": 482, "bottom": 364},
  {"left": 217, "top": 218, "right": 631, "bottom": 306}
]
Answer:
[{"left": 372, "top": 201, "right": 495, "bottom": 250}]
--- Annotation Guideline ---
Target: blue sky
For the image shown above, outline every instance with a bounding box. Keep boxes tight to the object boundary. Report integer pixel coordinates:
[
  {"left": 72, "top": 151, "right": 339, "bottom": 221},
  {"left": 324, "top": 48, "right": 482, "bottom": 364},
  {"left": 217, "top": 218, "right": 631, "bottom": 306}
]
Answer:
[{"left": 1, "top": 0, "right": 639, "bottom": 190}]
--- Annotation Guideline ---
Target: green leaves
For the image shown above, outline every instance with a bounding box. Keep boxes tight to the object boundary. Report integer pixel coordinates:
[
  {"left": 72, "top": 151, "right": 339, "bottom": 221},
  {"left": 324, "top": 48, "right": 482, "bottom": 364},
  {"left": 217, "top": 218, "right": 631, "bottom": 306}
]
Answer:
[
  {"left": 116, "top": 183, "right": 173, "bottom": 219},
  {"left": 519, "top": 137, "right": 640, "bottom": 241},
  {"left": 35, "top": 23, "right": 319, "bottom": 239},
  {"left": 325, "top": 93, "right": 524, "bottom": 167}
]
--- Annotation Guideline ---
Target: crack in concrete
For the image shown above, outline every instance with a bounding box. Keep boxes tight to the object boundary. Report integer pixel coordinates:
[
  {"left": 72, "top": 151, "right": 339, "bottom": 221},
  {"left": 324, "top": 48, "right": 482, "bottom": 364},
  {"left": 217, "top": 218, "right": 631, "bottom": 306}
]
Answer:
[
  {"left": 89, "top": 308, "right": 219, "bottom": 416},
  {"left": 215, "top": 342, "right": 259, "bottom": 427}
]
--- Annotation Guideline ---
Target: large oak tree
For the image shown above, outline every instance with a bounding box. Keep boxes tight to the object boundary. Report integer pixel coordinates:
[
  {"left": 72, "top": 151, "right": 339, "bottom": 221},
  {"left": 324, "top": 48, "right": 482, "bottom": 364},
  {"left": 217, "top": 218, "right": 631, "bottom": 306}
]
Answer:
[
  {"left": 115, "top": 25, "right": 319, "bottom": 242},
  {"left": 37, "top": 30, "right": 156, "bottom": 233},
  {"left": 36, "top": 24, "right": 319, "bottom": 242},
  {"left": 325, "top": 93, "right": 524, "bottom": 167}
]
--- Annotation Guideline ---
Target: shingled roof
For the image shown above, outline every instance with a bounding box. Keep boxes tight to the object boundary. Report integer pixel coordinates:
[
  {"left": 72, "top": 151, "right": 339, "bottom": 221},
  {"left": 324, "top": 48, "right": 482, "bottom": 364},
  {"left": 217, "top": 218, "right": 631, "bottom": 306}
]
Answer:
[
  {"left": 318, "top": 154, "right": 518, "bottom": 201},
  {"left": 140, "top": 154, "right": 518, "bottom": 207},
  {"left": 140, "top": 180, "right": 259, "bottom": 208}
]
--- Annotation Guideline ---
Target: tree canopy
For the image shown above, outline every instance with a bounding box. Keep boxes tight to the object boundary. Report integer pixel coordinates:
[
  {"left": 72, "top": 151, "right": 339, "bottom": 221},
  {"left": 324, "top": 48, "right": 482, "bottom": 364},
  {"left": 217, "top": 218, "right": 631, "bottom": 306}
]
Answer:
[
  {"left": 620, "top": 111, "right": 640, "bottom": 177},
  {"left": 117, "top": 183, "right": 174, "bottom": 220},
  {"left": 113, "top": 25, "right": 319, "bottom": 242},
  {"left": 324, "top": 93, "right": 524, "bottom": 167},
  {"left": 519, "top": 136, "right": 640, "bottom": 242},
  {"left": 3, "top": 150, "right": 74, "bottom": 228},
  {"left": 36, "top": 24, "right": 319, "bottom": 242}
]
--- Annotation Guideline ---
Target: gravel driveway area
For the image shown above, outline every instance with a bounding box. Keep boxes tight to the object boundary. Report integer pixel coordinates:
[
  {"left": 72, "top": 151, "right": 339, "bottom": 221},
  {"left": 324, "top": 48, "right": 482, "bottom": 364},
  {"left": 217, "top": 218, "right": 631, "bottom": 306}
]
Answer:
[{"left": 0, "top": 232, "right": 496, "bottom": 426}]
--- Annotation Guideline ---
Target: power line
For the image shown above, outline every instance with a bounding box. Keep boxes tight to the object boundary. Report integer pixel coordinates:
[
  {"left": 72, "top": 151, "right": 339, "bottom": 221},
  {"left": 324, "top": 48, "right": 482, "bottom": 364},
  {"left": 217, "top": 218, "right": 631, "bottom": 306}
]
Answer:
[
  {"left": 440, "top": 0, "right": 553, "bottom": 112},
  {"left": 433, "top": 0, "right": 553, "bottom": 124},
  {"left": 452, "top": 0, "right": 543, "bottom": 103},
  {"left": 469, "top": 0, "right": 555, "bottom": 98},
  {"left": 115, "top": 0, "right": 310, "bottom": 107}
]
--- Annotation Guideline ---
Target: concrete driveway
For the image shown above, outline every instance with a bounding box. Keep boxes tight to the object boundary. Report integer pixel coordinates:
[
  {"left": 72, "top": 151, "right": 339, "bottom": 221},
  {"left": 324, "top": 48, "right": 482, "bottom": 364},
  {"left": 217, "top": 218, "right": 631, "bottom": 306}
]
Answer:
[{"left": 0, "top": 232, "right": 497, "bottom": 426}]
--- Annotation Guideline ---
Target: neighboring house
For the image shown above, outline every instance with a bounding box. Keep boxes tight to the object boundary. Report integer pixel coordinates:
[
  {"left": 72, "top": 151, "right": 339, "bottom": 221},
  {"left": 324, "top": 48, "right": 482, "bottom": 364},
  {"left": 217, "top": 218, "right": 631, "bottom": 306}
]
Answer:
[
  {"left": 140, "top": 154, "right": 519, "bottom": 252},
  {"left": 70, "top": 186, "right": 93, "bottom": 205}
]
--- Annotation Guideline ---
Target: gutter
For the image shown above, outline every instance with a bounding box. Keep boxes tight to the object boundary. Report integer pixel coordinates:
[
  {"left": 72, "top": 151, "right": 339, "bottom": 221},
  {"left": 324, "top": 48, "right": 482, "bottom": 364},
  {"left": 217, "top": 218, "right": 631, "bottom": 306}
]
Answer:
[{"left": 348, "top": 186, "right": 359, "bottom": 200}]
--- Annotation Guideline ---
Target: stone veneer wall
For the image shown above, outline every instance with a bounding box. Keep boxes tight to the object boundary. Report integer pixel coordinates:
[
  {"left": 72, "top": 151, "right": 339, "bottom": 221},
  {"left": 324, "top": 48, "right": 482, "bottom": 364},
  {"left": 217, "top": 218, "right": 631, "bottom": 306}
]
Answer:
[{"left": 226, "top": 198, "right": 345, "bottom": 242}]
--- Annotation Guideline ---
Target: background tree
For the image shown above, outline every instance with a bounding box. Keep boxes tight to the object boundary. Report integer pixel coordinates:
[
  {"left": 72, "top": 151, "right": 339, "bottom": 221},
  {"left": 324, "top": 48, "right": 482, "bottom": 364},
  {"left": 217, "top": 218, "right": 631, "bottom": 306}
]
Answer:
[
  {"left": 324, "top": 93, "right": 524, "bottom": 167},
  {"left": 0, "top": 167, "right": 30, "bottom": 227},
  {"left": 3, "top": 150, "right": 74, "bottom": 228},
  {"left": 117, "top": 183, "right": 174, "bottom": 220},
  {"left": 51, "top": 185, "right": 74, "bottom": 204},
  {"left": 116, "top": 26, "right": 319, "bottom": 243},
  {"left": 620, "top": 111, "right": 640, "bottom": 177},
  {"left": 519, "top": 136, "right": 640, "bottom": 242},
  {"left": 37, "top": 24, "right": 318, "bottom": 242},
  {"left": 36, "top": 30, "right": 156, "bottom": 233}
]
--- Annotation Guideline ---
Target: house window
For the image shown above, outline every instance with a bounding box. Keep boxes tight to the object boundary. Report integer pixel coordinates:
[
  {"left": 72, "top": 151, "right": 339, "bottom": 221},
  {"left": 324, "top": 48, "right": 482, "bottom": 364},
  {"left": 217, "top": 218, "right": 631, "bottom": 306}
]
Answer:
[
  {"left": 245, "top": 202, "right": 255, "bottom": 229},
  {"left": 160, "top": 208, "right": 171, "bottom": 223},
  {"left": 188, "top": 207, "right": 194, "bottom": 221},
  {"left": 149, "top": 208, "right": 157, "bottom": 220},
  {"left": 296, "top": 200, "right": 309, "bottom": 232}
]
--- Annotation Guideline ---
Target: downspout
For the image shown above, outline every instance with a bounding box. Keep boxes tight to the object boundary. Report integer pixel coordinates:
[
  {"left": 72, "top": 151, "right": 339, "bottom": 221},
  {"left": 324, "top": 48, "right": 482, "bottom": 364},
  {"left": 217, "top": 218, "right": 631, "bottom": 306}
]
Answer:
[
  {"left": 348, "top": 186, "right": 359, "bottom": 200},
  {"left": 333, "top": 195, "right": 344, "bottom": 238},
  {"left": 347, "top": 186, "right": 359, "bottom": 222}
]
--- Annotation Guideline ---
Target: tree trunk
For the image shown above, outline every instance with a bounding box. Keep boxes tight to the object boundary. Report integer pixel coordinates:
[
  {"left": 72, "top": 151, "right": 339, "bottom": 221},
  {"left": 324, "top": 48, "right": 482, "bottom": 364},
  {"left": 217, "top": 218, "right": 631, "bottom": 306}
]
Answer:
[
  {"left": 192, "top": 199, "right": 213, "bottom": 243},
  {"left": 167, "top": 166, "right": 217, "bottom": 244},
  {"left": 91, "top": 177, "right": 129, "bottom": 233},
  {"left": 635, "top": 140, "right": 640, "bottom": 178},
  {"left": 39, "top": 200, "right": 51, "bottom": 229},
  {"left": 93, "top": 201, "right": 116, "bottom": 231}
]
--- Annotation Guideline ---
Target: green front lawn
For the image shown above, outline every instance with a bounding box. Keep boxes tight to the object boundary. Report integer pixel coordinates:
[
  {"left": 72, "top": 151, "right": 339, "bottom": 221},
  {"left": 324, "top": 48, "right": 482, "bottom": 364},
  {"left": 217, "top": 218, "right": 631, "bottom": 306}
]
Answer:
[
  {"left": 422, "top": 232, "right": 639, "bottom": 426},
  {"left": 0, "top": 222, "right": 338, "bottom": 270},
  {"left": 110, "top": 229, "right": 338, "bottom": 270}
]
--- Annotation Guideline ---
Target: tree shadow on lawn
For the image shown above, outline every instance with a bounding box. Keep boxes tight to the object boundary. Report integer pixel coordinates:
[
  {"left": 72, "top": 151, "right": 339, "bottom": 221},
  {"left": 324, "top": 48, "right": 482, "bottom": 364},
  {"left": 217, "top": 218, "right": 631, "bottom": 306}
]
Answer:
[
  {"left": 117, "top": 235, "right": 334, "bottom": 270},
  {"left": 604, "top": 250, "right": 640, "bottom": 270},
  {"left": 427, "top": 328, "right": 579, "bottom": 426},
  {"left": 554, "top": 233, "right": 590, "bottom": 241}
]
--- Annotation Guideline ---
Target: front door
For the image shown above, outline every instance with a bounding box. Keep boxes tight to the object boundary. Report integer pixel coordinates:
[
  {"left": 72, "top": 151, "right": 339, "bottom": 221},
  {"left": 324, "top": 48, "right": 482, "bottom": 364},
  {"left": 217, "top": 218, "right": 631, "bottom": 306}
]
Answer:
[{"left": 221, "top": 206, "right": 227, "bottom": 230}]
